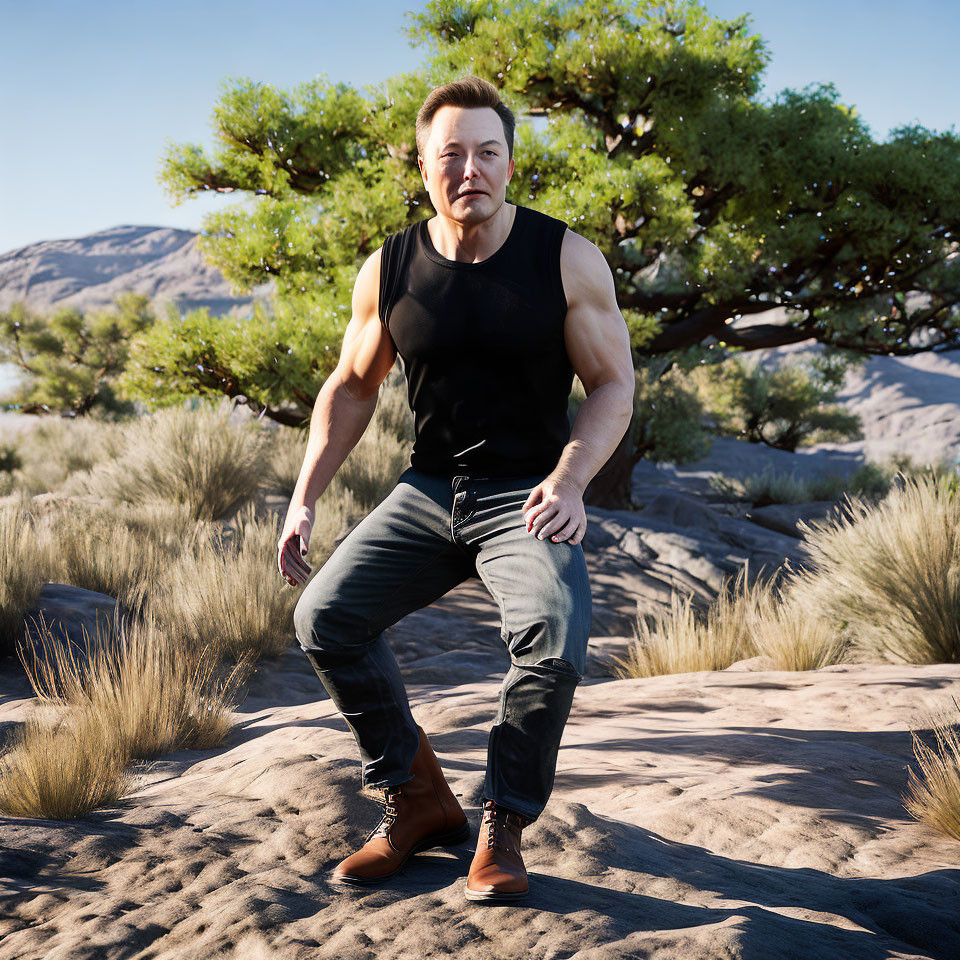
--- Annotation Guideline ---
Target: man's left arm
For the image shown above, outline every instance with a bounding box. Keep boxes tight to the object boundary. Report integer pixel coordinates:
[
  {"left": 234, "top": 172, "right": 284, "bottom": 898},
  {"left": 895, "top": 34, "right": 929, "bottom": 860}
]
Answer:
[{"left": 522, "top": 230, "right": 635, "bottom": 545}]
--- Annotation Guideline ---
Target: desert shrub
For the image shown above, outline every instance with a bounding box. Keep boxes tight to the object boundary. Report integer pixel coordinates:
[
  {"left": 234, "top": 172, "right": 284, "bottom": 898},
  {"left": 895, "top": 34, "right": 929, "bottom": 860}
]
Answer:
[
  {"left": 0, "top": 416, "right": 128, "bottom": 497},
  {"left": 793, "top": 473, "right": 960, "bottom": 663},
  {"left": 693, "top": 351, "right": 863, "bottom": 452},
  {"left": 710, "top": 460, "right": 896, "bottom": 506},
  {"left": 615, "top": 566, "right": 847, "bottom": 679},
  {"left": 21, "top": 611, "right": 250, "bottom": 759},
  {"left": 903, "top": 696, "right": 960, "bottom": 843},
  {"left": 0, "top": 707, "right": 132, "bottom": 819},
  {"left": 751, "top": 582, "right": 848, "bottom": 670},
  {"left": 0, "top": 495, "right": 52, "bottom": 657},
  {"left": 614, "top": 568, "right": 763, "bottom": 678},
  {"left": 30, "top": 499, "right": 205, "bottom": 619},
  {"left": 62, "top": 397, "right": 271, "bottom": 521},
  {"left": 150, "top": 501, "right": 302, "bottom": 662},
  {"left": 0, "top": 611, "right": 249, "bottom": 819}
]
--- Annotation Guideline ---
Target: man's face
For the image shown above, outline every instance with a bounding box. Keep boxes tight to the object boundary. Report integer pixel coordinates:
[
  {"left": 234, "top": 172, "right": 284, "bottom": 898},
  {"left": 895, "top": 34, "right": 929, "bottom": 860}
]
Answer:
[{"left": 418, "top": 104, "right": 515, "bottom": 223}]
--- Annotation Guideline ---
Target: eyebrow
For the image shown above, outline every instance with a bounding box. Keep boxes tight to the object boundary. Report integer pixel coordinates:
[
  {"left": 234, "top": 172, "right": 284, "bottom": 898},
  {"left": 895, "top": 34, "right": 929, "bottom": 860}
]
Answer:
[{"left": 439, "top": 139, "right": 502, "bottom": 151}]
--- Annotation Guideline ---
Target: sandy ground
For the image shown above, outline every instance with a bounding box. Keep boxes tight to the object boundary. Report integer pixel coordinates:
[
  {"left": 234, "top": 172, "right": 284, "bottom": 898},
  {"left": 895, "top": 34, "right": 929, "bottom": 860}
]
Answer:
[{"left": 1, "top": 587, "right": 959, "bottom": 960}]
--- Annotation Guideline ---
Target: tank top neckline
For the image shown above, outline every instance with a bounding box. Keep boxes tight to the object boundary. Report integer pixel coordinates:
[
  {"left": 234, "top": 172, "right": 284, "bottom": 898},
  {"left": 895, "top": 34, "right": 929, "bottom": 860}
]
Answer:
[{"left": 418, "top": 204, "right": 525, "bottom": 270}]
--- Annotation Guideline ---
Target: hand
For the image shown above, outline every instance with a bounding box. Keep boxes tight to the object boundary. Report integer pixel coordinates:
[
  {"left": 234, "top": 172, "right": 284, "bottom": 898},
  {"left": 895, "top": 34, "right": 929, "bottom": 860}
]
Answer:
[
  {"left": 521, "top": 476, "right": 587, "bottom": 545},
  {"left": 278, "top": 504, "right": 314, "bottom": 587}
]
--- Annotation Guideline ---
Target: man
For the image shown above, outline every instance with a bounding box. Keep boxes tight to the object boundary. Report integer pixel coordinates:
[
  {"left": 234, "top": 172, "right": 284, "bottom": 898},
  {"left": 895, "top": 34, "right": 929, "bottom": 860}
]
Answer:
[{"left": 278, "top": 75, "right": 634, "bottom": 902}]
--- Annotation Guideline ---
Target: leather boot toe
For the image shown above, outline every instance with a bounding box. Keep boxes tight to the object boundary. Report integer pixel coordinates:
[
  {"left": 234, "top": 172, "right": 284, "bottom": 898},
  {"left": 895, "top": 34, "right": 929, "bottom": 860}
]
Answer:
[
  {"left": 464, "top": 799, "right": 533, "bottom": 901},
  {"left": 331, "top": 724, "right": 469, "bottom": 885}
]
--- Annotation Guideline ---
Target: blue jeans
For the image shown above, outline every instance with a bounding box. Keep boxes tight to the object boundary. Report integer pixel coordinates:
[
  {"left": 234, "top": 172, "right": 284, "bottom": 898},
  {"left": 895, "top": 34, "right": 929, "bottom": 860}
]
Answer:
[{"left": 292, "top": 467, "right": 592, "bottom": 822}]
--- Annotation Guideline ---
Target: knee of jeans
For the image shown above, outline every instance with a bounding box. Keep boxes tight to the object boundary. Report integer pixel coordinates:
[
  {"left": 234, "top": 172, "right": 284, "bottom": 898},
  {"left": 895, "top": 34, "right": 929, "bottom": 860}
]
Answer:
[
  {"left": 506, "top": 607, "right": 589, "bottom": 677},
  {"left": 293, "top": 593, "right": 369, "bottom": 654},
  {"left": 535, "top": 656, "right": 584, "bottom": 683}
]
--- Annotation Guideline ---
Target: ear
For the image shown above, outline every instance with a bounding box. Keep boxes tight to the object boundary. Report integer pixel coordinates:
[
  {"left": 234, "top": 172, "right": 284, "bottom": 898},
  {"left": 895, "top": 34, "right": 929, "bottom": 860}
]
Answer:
[{"left": 506, "top": 156, "right": 515, "bottom": 182}]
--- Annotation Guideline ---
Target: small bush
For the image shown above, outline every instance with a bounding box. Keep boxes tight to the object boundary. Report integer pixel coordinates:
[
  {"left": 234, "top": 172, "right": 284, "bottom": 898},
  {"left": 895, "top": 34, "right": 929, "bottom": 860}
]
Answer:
[
  {"left": 711, "top": 460, "right": 896, "bottom": 506},
  {"left": 0, "top": 708, "right": 132, "bottom": 819},
  {"left": 62, "top": 397, "right": 271, "bottom": 521},
  {"left": 794, "top": 473, "right": 960, "bottom": 663},
  {"left": 150, "top": 501, "right": 301, "bottom": 662},
  {"left": 903, "top": 697, "right": 960, "bottom": 843},
  {"left": 693, "top": 351, "right": 863, "bottom": 452}
]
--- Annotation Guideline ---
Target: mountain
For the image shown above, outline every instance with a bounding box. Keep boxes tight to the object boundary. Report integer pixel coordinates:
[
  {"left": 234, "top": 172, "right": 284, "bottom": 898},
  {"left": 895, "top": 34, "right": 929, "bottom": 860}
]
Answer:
[{"left": 0, "top": 224, "right": 274, "bottom": 316}]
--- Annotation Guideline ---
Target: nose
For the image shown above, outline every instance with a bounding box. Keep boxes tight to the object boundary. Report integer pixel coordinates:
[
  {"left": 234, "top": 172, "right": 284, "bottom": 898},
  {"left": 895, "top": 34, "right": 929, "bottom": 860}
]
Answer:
[{"left": 463, "top": 151, "right": 482, "bottom": 181}]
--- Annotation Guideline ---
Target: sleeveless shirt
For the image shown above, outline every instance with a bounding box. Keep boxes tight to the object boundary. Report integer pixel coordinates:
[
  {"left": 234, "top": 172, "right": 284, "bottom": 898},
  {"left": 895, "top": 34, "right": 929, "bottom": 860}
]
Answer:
[{"left": 377, "top": 203, "right": 572, "bottom": 478}]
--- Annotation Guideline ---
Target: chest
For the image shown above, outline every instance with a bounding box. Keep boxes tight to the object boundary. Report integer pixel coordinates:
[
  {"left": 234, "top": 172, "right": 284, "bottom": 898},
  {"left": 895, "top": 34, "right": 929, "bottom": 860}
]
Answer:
[{"left": 388, "top": 255, "right": 565, "bottom": 363}]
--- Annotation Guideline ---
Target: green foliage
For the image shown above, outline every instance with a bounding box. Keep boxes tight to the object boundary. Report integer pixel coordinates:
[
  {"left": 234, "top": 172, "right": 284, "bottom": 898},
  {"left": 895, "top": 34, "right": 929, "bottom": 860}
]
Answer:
[
  {"left": 405, "top": 0, "right": 960, "bottom": 354},
  {"left": 0, "top": 293, "right": 154, "bottom": 418},
  {"left": 693, "top": 350, "right": 864, "bottom": 451},
  {"left": 129, "top": 0, "right": 958, "bottom": 421},
  {"left": 632, "top": 361, "right": 711, "bottom": 462}
]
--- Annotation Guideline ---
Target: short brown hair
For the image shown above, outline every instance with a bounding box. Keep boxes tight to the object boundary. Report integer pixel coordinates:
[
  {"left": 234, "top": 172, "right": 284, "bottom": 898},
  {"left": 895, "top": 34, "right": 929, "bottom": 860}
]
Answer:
[{"left": 416, "top": 75, "right": 515, "bottom": 161}]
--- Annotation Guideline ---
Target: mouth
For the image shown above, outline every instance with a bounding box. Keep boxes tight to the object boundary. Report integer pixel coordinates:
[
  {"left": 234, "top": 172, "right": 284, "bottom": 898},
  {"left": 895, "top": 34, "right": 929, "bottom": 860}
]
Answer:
[{"left": 458, "top": 190, "right": 487, "bottom": 198}]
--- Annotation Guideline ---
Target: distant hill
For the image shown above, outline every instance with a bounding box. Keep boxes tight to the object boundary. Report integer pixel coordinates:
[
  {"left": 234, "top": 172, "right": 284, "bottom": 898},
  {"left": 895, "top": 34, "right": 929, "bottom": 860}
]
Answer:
[{"left": 0, "top": 224, "right": 274, "bottom": 317}]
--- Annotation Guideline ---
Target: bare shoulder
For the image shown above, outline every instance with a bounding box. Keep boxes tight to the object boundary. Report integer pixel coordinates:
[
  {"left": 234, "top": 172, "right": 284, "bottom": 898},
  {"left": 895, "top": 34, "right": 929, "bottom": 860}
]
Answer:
[
  {"left": 559, "top": 227, "right": 616, "bottom": 309},
  {"left": 352, "top": 245, "right": 384, "bottom": 319}
]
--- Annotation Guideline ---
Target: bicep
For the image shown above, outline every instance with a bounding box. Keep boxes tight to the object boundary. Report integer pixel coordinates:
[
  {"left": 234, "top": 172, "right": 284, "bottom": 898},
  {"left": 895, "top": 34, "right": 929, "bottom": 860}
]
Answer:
[
  {"left": 336, "top": 247, "right": 398, "bottom": 401},
  {"left": 561, "top": 233, "right": 634, "bottom": 396}
]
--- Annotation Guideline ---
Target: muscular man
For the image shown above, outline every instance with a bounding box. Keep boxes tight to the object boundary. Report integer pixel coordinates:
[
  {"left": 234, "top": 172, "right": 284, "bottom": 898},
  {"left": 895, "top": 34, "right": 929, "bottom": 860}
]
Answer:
[{"left": 278, "top": 75, "right": 634, "bottom": 902}]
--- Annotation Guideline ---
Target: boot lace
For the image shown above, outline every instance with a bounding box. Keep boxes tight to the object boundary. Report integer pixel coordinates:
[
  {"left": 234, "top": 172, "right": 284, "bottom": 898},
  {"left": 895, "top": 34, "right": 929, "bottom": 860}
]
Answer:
[
  {"left": 366, "top": 786, "right": 401, "bottom": 842},
  {"left": 482, "top": 800, "right": 530, "bottom": 851}
]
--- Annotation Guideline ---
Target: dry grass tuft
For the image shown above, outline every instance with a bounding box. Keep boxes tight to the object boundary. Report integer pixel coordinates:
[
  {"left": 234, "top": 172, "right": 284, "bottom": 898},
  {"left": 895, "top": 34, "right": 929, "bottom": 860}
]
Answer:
[
  {"left": 615, "top": 566, "right": 848, "bottom": 679},
  {"left": 62, "top": 398, "right": 271, "bottom": 520},
  {"left": 903, "top": 696, "right": 960, "bottom": 843},
  {"left": 0, "top": 416, "right": 128, "bottom": 497},
  {"left": 30, "top": 498, "right": 205, "bottom": 619},
  {"left": 20, "top": 612, "right": 251, "bottom": 760},
  {"left": 150, "top": 501, "right": 300, "bottom": 662},
  {"left": 794, "top": 473, "right": 960, "bottom": 663},
  {"left": 0, "top": 708, "right": 133, "bottom": 819},
  {"left": 613, "top": 569, "right": 762, "bottom": 678},
  {"left": 0, "top": 494, "right": 53, "bottom": 657},
  {"left": 750, "top": 585, "right": 848, "bottom": 671}
]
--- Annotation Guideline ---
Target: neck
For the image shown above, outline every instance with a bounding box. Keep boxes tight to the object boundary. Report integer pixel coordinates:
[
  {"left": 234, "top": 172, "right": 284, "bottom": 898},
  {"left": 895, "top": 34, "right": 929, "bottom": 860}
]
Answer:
[{"left": 428, "top": 202, "right": 516, "bottom": 263}]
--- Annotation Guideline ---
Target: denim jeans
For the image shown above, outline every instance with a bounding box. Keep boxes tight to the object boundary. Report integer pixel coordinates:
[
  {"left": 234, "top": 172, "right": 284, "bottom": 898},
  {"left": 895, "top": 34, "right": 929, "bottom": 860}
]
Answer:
[{"left": 292, "top": 466, "right": 592, "bottom": 822}]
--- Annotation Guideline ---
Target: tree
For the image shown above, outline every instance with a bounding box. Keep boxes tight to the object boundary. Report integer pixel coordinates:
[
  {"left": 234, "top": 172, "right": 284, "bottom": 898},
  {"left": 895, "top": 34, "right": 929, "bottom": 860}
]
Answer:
[
  {"left": 141, "top": 0, "right": 960, "bottom": 506},
  {"left": 0, "top": 292, "right": 153, "bottom": 418}
]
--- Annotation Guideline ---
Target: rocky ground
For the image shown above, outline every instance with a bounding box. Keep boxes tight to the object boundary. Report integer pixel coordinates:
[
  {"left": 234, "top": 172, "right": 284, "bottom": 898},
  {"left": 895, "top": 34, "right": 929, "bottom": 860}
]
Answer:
[{"left": 2, "top": 461, "right": 959, "bottom": 959}]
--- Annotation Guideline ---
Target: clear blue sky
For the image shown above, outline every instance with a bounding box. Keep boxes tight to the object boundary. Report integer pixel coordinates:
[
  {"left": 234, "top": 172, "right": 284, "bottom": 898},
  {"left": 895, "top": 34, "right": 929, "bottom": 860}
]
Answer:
[{"left": 0, "top": 0, "right": 955, "bottom": 253}]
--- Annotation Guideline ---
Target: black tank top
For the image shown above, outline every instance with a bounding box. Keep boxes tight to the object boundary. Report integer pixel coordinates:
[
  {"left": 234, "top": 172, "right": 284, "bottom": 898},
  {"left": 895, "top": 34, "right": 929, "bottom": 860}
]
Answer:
[{"left": 378, "top": 203, "right": 572, "bottom": 478}]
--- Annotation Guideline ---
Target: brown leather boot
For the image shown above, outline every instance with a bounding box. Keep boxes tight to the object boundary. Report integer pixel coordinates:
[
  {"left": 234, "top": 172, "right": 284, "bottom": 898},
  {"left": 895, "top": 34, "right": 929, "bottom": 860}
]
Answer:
[
  {"left": 330, "top": 724, "right": 469, "bottom": 885},
  {"left": 464, "top": 799, "right": 534, "bottom": 901}
]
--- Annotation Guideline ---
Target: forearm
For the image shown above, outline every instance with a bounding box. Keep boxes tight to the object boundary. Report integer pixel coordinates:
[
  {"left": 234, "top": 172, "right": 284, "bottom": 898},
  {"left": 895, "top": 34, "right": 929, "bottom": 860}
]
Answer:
[
  {"left": 289, "top": 373, "right": 378, "bottom": 513},
  {"left": 551, "top": 382, "right": 634, "bottom": 494}
]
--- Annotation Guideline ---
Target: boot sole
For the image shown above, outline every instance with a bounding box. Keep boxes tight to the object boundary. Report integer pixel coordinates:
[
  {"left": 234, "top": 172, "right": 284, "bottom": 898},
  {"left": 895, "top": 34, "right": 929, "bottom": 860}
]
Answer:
[
  {"left": 330, "top": 819, "right": 471, "bottom": 886},
  {"left": 463, "top": 884, "right": 530, "bottom": 902}
]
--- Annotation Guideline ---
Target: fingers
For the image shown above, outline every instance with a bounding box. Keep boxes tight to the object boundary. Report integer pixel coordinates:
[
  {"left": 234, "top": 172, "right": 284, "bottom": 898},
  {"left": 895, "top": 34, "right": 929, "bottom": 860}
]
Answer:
[
  {"left": 526, "top": 508, "right": 587, "bottom": 544},
  {"left": 278, "top": 536, "right": 312, "bottom": 586}
]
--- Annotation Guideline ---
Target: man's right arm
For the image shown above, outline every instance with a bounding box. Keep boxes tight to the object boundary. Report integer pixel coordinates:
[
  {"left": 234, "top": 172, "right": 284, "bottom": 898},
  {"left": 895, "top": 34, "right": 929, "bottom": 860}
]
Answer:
[{"left": 287, "top": 245, "right": 398, "bottom": 514}]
